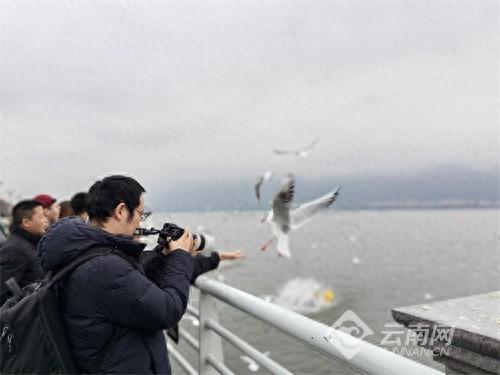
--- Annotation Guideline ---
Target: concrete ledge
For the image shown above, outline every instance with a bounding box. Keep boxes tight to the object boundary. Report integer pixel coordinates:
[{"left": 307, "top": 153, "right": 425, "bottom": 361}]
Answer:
[{"left": 392, "top": 291, "right": 500, "bottom": 374}]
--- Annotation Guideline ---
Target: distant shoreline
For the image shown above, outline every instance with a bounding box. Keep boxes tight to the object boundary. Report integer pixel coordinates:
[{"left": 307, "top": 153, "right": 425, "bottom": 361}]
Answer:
[
  {"left": 347, "top": 202, "right": 500, "bottom": 210},
  {"left": 156, "top": 204, "right": 499, "bottom": 214}
]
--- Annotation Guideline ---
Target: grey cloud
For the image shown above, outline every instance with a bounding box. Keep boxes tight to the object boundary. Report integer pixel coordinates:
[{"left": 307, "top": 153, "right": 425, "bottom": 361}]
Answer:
[{"left": 0, "top": 0, "right": 497, "bottom": 199}]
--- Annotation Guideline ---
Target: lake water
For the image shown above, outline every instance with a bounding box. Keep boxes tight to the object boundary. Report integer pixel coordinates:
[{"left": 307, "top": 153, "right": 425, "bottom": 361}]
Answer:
[{"left": 144, "top": 209, "right": 499, "bottom": 374}]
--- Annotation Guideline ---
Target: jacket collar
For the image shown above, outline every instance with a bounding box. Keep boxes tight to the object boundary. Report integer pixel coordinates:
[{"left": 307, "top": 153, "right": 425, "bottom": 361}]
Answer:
[
  {"left": 38, "top": 217, "right": 147, "bottom": 272},
  {"left": 90, "top": 225, "right": 145, "bottom": 260},
  {"left": 12, "top": 227, "right": 42, "bottom": 247}
]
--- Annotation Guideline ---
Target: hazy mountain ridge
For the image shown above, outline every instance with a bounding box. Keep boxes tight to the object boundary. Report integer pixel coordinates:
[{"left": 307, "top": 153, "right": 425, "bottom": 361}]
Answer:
[{"left": 150, "top": 165, "right": 499, "bottom": 211}]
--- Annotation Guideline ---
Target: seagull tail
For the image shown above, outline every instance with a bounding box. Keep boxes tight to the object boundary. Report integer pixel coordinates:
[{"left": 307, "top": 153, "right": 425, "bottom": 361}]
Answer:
[{"left": 277, "top": 233, "right": 291, "bottom": 258}]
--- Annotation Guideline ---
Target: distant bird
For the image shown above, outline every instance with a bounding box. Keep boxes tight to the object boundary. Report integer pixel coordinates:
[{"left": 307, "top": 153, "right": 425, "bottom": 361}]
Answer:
[
  {"left": 260, "top": 174, "right": 341, "bottom": 257},
  {"left": 424, "top": 293, "right": 434, "bottom": 300},
  {"left": 239, "top": 355, "right": 259, "bottom": 372},
  {"left": 273, "top": 138, "right": 319, "bottom": 157},
  {"left": 239, "top": 352, "right": 270, "bottom": 372},
  {"left": 183, "top": 315, "right": 199, "bottom": 327},
  {"left": 254, "top": 171, "right": 273, "bottom": 202}
]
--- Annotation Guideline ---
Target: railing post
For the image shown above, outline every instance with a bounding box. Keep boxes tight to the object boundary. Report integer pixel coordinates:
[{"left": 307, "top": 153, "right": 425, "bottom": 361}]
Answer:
[{"left": 199, "top": 289, "right": 224, "bottom": 374}]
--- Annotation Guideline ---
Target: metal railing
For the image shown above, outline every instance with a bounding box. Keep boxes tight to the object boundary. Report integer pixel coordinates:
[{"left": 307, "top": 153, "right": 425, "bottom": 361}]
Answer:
[{"left": 167, "top": 275, "right": 443, "bottom": 375}]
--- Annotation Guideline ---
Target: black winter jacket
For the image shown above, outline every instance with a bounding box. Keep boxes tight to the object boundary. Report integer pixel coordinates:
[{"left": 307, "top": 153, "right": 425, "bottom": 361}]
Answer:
[
  {"left": 0, "top": 228, "right": 43, "bottom": 304},
  {"left": 38, "top": 218, "right": 199, "bottom": 374}
]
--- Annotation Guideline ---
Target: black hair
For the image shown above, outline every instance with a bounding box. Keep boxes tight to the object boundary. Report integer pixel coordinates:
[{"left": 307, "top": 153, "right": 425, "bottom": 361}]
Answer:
[
  {"left": 86, "top": 175, "right": 145, "bottom": 223},
  {"left": 59, "top": 200, "right": 74, "bottom": 218},
  {"left": 11, "top": 200, "right": 43, "bottom": 231},
  {"left": 70, "top": 192, "right": 87, "bottom": 215}
]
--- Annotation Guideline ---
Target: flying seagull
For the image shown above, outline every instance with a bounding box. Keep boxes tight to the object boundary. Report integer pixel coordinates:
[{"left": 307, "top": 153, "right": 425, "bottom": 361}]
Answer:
[
  {"left": 254, "top": 171, "right": 273, "bottom": 202},
  {"left": 261, "top": 174, "right": 340, "bottom": 258},
  {"left": 273, "top": 138, "right": 319, "bottom": 158}
]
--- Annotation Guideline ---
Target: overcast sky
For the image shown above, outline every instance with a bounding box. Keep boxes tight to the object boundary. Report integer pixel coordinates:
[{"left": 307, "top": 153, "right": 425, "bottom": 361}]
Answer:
[{"left": 0, "top": 0, "right": 498, "bottom": 201}]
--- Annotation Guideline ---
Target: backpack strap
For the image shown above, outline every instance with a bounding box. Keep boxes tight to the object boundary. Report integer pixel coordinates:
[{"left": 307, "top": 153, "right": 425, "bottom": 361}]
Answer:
[
  {"left": 49, "top": 246, "right": 142, "bottom": 373},
  {"left": 88, "top": 327, "right": 127, "bottom": 374},
  {"left": 5, "top": 278, "right": 22, "bottom": 300}
]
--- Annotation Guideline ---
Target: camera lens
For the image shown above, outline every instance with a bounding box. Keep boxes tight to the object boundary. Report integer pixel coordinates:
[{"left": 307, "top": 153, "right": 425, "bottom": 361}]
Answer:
[{"left": 192, "top": 233, "right": 216, "bottom": 252}]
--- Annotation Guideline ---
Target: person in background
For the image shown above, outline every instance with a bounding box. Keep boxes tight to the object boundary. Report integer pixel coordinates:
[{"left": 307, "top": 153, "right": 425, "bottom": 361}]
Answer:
[
  {"left": 0, "top": 200, "right": 48, "bottom": 304},
  {"left": 59, "top": 200, "right": 74, "bottom": 219},
  {"left": 70, "top": 192, "right": 88, "bottom": 221},
  {"left": 0, "top": 221, "right": 7, "bottom": 247},
  {"left": 34, "top": 194, "right": 60, "bottom": 225}
]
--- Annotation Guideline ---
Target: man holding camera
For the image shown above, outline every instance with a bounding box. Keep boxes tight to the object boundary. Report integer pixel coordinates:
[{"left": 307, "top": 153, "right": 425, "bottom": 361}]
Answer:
[{"left": 38, "top": 175, "right": 208, "bottom": 374}]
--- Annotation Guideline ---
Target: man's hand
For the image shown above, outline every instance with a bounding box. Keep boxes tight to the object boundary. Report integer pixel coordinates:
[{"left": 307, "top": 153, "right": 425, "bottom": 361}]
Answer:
[
  {"left": 162, "top": 228, "right": 194, "bottom": 256},
  {"left": 219, "top": 250, "right": 246, "bottom": 261}
]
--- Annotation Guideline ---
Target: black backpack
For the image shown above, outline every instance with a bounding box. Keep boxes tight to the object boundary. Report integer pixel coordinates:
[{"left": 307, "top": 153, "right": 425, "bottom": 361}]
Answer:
[{"left": 0, "top": 247, "right": 136, "bottom": 374}]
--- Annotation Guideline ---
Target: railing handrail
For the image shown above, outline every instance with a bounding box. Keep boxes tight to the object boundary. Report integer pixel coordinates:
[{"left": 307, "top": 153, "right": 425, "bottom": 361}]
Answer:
[{"left": 194, "top": 275, "right": 443, "bottom": 375}]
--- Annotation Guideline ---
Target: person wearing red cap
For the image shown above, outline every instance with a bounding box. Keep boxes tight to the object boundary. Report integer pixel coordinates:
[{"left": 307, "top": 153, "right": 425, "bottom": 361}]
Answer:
[{"left": 34, "top": 194, "right": 61, "bottom": 225}]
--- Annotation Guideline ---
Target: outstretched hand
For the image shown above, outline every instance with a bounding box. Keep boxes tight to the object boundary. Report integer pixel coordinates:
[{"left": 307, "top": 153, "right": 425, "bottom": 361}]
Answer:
[{"left": 219, "top": 250, "right": 246, "bottom": 261}]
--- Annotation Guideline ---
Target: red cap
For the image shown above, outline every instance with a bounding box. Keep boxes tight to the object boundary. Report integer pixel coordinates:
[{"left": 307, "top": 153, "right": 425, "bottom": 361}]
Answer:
[{"left": 34, "top": 194, "right": 57, "bottom": 208}]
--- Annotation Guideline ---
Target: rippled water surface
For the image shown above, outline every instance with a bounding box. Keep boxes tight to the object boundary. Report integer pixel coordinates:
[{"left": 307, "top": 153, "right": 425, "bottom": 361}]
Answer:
[{"left": 146, "top": 209, "right": 499, "bottom": 374}]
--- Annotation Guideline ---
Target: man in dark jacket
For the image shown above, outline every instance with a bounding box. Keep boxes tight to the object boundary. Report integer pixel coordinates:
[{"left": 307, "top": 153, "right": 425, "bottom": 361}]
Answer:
[
  {"left": 0, "top": 200, "right": 48, "bottom": 304},
  {"left": 38, "top": 176, "right": 196, "bottom": 374}
]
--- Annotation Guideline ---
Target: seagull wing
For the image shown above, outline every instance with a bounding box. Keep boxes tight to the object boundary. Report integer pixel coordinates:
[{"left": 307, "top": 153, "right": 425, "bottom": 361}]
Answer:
[
  {"left": 254, "top": 172, "right": 273, "bottom": 202},
  {"left": 254, "top": 176, "right": 264, "bottom": 202},
  {"left": 274, "top": 138, "right": 318, "bottom": 155},
  {"left": 273, "top": 149, "right": 297, "bottom": 155},
  {"left": 302, "top": 137, "right": 320, "bottom": 151},
  {"left": 272, "top": 175, "right": 295, "bottom": 231},
  {"left": 291, "top": 186, "right": 341, "bottom": 229}
]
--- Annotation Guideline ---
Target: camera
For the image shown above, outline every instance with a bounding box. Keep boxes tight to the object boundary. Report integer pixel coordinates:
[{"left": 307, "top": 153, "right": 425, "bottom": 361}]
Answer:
[{"left": 134, "top": 223, "right": 215, "bottom": 252}]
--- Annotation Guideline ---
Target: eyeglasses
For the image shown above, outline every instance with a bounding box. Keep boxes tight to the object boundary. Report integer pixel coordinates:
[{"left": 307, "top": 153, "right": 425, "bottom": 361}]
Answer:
[{"left": 135, "top": 209, "right": 151, "bottom": 222}]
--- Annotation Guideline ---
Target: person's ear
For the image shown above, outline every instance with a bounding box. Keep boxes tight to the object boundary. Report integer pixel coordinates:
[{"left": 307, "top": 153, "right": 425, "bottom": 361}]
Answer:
[
  {"left": 114, "top": 202, "right": 128, "bottom": 221},
  {"left": 21, "top": 217, "right": 31, "bottom": 229}
]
